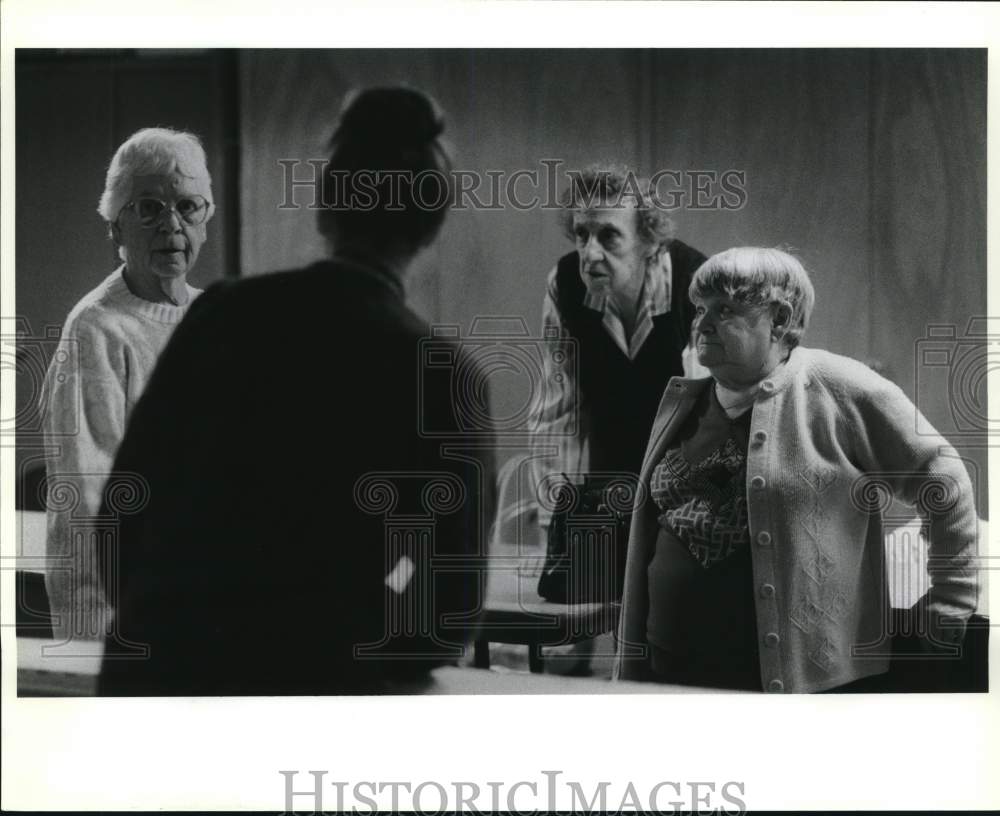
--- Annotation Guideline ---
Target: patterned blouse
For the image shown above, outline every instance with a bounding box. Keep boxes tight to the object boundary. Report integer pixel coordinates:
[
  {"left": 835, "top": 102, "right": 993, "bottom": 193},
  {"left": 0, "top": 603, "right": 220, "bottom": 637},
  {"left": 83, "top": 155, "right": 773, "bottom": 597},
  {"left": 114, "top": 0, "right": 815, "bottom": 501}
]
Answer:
[{"left": 645, "top": 386, "right": 761, "bottom": 689}]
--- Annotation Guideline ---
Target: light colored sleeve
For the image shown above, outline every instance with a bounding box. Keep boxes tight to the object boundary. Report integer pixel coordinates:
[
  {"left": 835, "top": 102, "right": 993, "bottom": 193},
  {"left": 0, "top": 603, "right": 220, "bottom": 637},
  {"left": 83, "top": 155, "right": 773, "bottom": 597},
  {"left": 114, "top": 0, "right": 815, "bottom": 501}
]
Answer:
[
  {"left": 42, "top": 313, "right": 126, "bottom": 642},
  {"left": 527, "top": 270, "right": 588, "bottom": 527},
  {"left": 848, "top": 373, "right": 980, "bottom": 647}
]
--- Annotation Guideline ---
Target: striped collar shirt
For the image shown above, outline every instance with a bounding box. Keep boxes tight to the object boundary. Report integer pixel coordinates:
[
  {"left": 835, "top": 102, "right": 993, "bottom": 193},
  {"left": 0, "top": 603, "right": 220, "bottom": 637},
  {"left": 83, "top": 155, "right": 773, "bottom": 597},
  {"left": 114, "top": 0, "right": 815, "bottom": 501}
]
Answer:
[
  {"left": 519, "top": 250, "right": 688, "bottom": 528},
  {"left": 580, "top": 250, "right": 673, "bottom": 359}
]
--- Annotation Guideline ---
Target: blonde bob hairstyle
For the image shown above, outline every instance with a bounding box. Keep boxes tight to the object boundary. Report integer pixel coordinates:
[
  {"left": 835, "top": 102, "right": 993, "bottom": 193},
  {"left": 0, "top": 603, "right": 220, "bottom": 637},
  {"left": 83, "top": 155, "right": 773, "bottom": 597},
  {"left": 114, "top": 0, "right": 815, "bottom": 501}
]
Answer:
[{"left": 690, "top": 247, "right": 816, "bottom": 348}]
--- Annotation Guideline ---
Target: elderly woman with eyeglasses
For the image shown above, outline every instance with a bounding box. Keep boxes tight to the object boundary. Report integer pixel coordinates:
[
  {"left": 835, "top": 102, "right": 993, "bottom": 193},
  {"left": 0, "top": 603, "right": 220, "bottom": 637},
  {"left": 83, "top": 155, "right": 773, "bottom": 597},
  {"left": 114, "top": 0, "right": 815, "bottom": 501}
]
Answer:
[
  {"left": 613, "top": 247, "right": 979, "bottom": 693},
  {"left": 41, "top": 127, "right": 214, "bottom": 644}
]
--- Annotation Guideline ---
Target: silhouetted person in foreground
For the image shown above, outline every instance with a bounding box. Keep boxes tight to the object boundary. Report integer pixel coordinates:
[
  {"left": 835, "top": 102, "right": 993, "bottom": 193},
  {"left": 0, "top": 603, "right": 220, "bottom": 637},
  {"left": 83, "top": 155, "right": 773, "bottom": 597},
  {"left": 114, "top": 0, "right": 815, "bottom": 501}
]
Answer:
[{"left": 99, "top": 87, "right": 495, "bottom": 695}]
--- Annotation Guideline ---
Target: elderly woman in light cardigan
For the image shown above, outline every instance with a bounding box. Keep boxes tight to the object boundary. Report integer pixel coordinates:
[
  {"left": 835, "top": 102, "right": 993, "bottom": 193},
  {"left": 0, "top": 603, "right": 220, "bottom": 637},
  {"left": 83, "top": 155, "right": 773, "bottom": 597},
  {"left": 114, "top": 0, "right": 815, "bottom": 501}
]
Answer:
[
  {"left": 41, "top": 127, "right": 214, "bottom": 645},
  {"left": 613, "top": 247, "right": 978, "bottom": 693}
]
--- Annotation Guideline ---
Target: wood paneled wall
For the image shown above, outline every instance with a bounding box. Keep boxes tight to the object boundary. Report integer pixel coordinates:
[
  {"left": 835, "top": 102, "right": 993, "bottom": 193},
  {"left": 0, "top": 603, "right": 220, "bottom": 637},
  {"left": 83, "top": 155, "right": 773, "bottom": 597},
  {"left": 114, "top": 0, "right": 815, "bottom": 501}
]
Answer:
[
  {"left": 16, "top": 49, "right": 985, "bottom": 505},
  {"left": 239, "top": 49, "right": 987, "bottom": 502},
  {"left": 14, "top": 51, "right": 238, "bottom": 476}
]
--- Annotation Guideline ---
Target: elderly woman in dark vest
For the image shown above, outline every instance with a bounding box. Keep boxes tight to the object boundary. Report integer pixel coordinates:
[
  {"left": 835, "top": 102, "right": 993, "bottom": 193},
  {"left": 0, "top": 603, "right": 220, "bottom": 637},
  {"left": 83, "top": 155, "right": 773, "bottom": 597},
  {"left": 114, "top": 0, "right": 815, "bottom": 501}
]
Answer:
[
  {"left": 614, "top": 247, "right": 979, "bottom": 693},
  {"left": 98, "top": 87, "right": 495, "bottom": 695}
]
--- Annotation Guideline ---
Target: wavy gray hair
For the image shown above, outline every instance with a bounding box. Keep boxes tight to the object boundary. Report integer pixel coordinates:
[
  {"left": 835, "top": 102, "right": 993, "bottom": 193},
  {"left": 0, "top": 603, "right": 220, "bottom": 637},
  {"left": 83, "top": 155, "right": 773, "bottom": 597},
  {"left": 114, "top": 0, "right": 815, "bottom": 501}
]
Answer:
[
  {"left": 558, "top": 164, "right": 674, "bottom": 249},
  {"left": 97, "top": 127, "right": 213, "bottom": 223},
  {"left": 690, "top": 247, "right": 816, "bottom": 348}
]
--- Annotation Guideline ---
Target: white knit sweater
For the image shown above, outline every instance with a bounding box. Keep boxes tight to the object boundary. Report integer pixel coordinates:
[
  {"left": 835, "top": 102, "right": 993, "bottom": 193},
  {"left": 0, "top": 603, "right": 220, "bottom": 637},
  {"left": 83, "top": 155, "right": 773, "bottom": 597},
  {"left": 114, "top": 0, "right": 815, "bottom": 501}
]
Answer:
[
  {"left": 614, "top": 347, "right": 980, "bottom": 692},
  {"left": 41, "top": 267, "right": 200, "bottom": 642}
]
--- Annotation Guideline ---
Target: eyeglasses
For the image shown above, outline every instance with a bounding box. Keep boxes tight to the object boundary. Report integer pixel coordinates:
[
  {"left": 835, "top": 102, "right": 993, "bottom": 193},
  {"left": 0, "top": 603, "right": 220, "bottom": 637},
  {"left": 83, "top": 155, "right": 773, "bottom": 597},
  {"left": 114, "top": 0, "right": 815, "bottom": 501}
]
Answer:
[{"left": 118, "top": 195, "right": 212, "bottom": 227}]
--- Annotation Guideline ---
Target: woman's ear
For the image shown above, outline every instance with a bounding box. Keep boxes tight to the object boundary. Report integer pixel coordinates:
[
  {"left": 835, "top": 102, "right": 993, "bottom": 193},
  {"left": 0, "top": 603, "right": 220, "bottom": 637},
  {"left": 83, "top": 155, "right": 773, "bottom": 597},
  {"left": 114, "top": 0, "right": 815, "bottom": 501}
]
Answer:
[{"left": 771, "top": 301, "right": 793, "bottom": 340}]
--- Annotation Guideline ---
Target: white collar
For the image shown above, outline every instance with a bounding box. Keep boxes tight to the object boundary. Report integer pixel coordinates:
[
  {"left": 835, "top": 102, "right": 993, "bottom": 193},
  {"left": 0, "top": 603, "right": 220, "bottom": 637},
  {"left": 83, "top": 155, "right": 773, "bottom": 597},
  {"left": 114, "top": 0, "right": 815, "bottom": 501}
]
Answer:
[{"left": 714, "top": 381, "right": 760, "bottom": 419}]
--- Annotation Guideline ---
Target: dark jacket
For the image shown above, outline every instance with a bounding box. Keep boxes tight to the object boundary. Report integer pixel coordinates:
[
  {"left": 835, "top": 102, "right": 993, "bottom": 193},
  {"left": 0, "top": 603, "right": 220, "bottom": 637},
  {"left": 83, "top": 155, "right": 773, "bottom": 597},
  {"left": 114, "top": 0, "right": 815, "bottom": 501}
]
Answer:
[{"left": 98, "top": 258, "right": 496, "bottom": 695}]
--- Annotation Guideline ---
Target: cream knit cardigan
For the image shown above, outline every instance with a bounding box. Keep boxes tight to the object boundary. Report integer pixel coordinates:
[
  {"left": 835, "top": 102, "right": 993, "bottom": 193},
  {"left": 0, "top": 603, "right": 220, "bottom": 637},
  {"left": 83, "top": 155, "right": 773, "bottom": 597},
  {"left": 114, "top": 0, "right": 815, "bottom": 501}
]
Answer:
[{"left": 613, "top": 347, "right": 979, "bottom": 693}]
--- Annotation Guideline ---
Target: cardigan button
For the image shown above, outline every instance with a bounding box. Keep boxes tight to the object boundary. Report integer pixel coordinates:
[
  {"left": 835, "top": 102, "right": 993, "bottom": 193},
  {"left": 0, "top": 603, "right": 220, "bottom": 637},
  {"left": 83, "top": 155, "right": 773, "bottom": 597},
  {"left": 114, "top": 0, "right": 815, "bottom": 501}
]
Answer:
[
  {"left": 754, "top": 430, "right": 768, "bottom": 444},
  {"left": 750, "top": 475, "right": 766, "bottom": 489},
  {"left": 767, "top": 679, "right": 784, "bottom": 693},
  {"left": 764, "top": 632, "right": 780, "bottom": 647},
  {"left": 760, "top": 583, "right": 776, "bottom": 598},
  {"left": 756, "top": 531, "right": 772, "bottom": 546},
  {"left": 761, "top": 380, "right": 775, "bottom": 393}
]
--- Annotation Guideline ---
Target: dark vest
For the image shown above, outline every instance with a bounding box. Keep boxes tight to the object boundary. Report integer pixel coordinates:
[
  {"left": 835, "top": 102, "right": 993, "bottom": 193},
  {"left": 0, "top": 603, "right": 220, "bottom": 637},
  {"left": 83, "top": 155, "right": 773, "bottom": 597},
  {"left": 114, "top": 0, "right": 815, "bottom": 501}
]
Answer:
[{"left": 553, "top": 239, "right": 706, "bottom": 478}]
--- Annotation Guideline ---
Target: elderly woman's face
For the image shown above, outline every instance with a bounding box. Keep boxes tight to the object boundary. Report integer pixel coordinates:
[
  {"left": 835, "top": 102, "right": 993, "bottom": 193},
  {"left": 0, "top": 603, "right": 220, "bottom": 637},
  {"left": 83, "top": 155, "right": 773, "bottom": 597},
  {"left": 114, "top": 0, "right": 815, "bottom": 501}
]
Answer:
[
  {"left": 116, "top": 171, "right": 210, "bottom": 284},
  {"left": 693, "top": 293, "right": 778, "bottom": 384}
]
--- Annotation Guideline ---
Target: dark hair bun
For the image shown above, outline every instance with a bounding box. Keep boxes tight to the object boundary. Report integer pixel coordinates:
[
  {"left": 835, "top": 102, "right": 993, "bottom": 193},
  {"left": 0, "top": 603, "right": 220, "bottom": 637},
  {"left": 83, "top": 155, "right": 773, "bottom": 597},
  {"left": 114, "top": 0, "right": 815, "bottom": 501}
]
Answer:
[
  {"left": 333, "top": 86, "right": 444, "bottom": 151},
  {"left": 320, "top": 85, "right": 452, "bottom": 253}
]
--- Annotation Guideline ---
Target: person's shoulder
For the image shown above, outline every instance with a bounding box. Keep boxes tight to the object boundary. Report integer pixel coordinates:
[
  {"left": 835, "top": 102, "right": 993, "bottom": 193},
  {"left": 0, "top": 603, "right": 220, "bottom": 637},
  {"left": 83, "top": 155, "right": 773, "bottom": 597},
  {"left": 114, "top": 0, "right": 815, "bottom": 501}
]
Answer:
[
  {"left": 549, "top": 250, "right": 581, "bottom": 302},
  {"left": 794, "top": 347, "right": 897, "bottom": 396},
  {"left": 179, "top": 264, "right": 330, "bottom": 321},
  {"left": 198, "top": 265, "right": 311, "bottom": 301},
  {"left": 666, "top": 239, "right": 708, "bottom": 273},
  {"left": 59, "top": 271, "right": 129, "bottom": 338},
  {"left": 185, "top": 261, "right": 426, "bottom": 339},
  {"left": 555, "top": 250, "right": 578, "bottom": 273}
]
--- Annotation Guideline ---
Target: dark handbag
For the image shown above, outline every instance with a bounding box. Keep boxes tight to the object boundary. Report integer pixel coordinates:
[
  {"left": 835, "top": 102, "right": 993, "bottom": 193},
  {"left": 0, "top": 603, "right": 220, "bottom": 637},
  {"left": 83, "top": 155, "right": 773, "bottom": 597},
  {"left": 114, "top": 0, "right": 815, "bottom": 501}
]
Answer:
[{"left": 537, "top": 475, "right": 636, "bottom": 604}]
